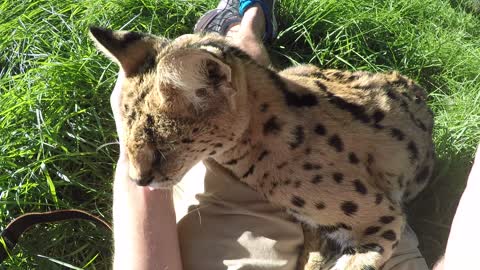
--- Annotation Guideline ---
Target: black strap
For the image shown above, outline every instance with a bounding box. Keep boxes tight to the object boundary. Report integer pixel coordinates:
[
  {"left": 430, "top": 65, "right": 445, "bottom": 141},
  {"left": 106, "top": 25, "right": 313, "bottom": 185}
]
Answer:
[{"left": 0, "top": 209, "right": 112, "bottom": 264}]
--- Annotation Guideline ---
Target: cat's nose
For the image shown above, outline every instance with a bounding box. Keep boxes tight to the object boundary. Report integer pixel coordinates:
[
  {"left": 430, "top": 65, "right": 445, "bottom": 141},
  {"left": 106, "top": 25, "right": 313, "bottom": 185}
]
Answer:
[{"left": 131, "top": 174, "right": 154, "bottom": 186}]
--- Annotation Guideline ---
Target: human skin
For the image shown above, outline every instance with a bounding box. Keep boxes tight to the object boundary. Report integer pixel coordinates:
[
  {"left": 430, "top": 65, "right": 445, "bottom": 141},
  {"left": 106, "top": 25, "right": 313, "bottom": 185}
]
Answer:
[{"left": 434, "top": 145, "right": 480, "bottom": 270}]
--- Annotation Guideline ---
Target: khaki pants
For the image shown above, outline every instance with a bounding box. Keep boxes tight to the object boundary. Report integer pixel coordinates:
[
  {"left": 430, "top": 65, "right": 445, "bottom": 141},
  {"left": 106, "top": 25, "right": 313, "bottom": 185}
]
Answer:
[{"left": 178, "top": 160, "right": 429, "bottom": 270}]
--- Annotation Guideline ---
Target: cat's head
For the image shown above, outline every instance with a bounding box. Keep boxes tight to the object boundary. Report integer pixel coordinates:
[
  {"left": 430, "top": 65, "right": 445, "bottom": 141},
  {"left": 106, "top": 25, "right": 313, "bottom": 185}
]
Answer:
[{"left": 89, "top": 27, "right": 251, "bottom": 188}]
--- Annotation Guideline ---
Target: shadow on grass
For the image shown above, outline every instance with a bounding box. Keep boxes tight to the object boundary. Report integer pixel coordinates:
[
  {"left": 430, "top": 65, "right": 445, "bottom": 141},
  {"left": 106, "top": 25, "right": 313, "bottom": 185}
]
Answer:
[{"left": 408, "top": 152, "right": 473, "bottom": 267}]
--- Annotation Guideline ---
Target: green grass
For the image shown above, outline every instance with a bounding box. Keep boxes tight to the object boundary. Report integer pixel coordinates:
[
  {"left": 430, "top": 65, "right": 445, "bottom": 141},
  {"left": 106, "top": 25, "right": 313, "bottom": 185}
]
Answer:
[{"left": 0, "top": 0, "right": 479, "bottom": 268}]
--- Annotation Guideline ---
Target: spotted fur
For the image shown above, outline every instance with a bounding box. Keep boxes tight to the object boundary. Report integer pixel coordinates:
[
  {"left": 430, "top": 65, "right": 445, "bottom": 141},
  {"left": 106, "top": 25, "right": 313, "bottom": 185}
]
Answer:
[{"left": 89, "top": 27, "right": 435, "bottom": 270}]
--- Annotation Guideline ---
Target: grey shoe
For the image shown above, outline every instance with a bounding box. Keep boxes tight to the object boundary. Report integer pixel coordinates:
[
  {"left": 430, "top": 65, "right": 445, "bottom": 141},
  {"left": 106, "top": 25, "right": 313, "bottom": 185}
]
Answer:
[{"left": 194, "top": 0, "right": 242, "bottom": 35}]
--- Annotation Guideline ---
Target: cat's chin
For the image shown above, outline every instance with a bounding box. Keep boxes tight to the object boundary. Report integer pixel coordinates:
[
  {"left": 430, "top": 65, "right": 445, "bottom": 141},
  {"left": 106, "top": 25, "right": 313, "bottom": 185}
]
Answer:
[{"left": 147, "top": 181, "right": 175, "bottom": 190}]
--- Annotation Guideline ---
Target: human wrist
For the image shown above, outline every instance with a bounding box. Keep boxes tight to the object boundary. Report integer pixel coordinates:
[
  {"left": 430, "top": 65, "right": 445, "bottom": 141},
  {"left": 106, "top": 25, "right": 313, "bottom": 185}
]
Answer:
[{"left": 113, "top": 176, "right": 181, "bottom": 270}]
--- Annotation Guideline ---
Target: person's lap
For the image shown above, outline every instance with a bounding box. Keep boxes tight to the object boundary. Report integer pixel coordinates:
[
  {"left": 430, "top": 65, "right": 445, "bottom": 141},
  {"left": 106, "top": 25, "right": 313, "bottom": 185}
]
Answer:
[{"left": 177, "top": 160, "right": 429, "bottom": 270}]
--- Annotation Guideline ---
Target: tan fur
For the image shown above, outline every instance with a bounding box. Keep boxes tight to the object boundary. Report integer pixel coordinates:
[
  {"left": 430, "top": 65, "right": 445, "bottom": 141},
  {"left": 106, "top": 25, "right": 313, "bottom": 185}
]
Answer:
[{"left": 90, "top": 29, "right": 435, "bottom": 270}]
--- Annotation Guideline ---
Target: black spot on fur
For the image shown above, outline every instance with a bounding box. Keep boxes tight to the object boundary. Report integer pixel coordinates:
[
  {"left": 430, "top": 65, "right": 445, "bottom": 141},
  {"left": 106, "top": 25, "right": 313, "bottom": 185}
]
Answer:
[
  {"left": 372, "top": 110, "right": 385, "bottom": 123},
  {"left": 407, "top": 141, "right": 419, "bottom": 161},
  {"left": 289, "top": 125, "right": 305, "bottom": 149},
  {"left": 311, "top": 175, "right": 323, "bottom": 184},
  {"left": 192, "top": 127, "right": 199, "bottom": 133},
  {"left": 263, "top": 116, "right": 282, "bottom": 135},
  {"left": 134, "top": 91, "right": 147, "bottom": 106},
  {"left": 262, "top": 172, "right": 269, "bottom": 179},
  {"left": 372, "top": 110, "right": 385, "bottom": 129},
  {"left": 333, "top": 172, "right": 344, "bottom": 183},
  {"left": 333, "top": 71, "right": 344, "bottom": 79},
  {"left": 312, "top": 72, "right": 330, "bottom": 81},
  {"left": 213, "top": 143, "right": 223, "bottom": 148},
  {"left": 288, "top": 208, "right": 300, "bottom": 215},
  {"left": 347, "top": 74, "right": 360, "bottom": 81},
  {"left": 146, "top": 114, "right": 154, "bottom": 126},
  {"left": 303, "top": 162, "right": 321, "bottom": 170},
  {"left": 375, "top": 193, "right": 383, "bottom": 205},
  {"left": 208, "top": 151, "right": 216, "bottom": 155},
  {"left": 341, "top": 201, "right": 358, "bottom": 216},
  {"left": 144, "top": 127, "right": 154, "bottom": 138},
  {"left": 353, "top": 179, "right": 368, "bottom": 195},
  {"left": 408, "top": 112, "right": 428, "bottom": 132},
  {"left": 415, "top": 166, "right": 430, "bottom": 183},
  {"left": 315, "top": 80, "right": 328, "bottom": 91},
  {"left": 381, "top": 230, "right": 397, "bottom": 241},
  {"left": 291, "top": 196, "right": 306, "bottom": 208},
  {"left": 364, "top": 226, "right": 381, "bottom": 235},
  {"left": 242, "top": 165, "right": 255, "bottom": 178},
  {"left": 294, "top": 181, "right": 302, "bottom": 188},
  {"left": 418, "top": 120, "right": 427, "bottom": 132},
  {"left": 328, "top": 134, "right": 344, "bottom": 152},
  {"left": 343, "top": 247, "right": 356, "bottom": 255},
  {"left": 391, "top": 128, "right": 405, "bottom": 141},
  {"left": 260, "top": 103, "right": 269, "bottom": 112},
  {"left": 305, "top": 147, "right": 312, "bottom": 155},
  {"left": 338, "top": 223, "right": 352, "bottom": 230},
  {"left": 398, "top": 175, "right": 405, "bottom": 188},
  {"left": 224, "top": 159, "right": 237, "bottom": 165},
  {"left": 359, "top": 243, "right": 384, "bottom": 254},
  {"left": 314, "top": 123, "right": 327, "bottom": 136},
  {"left": 181, "top": 138, "right": 194, "bottom": 144},
  {"left": 127, "top": 110, "right": 137, "bottom": 125},
  {"left": 318, "top": 225, "right": 339, "bottom": 233},
  {"left": 391, "top": 76, "right": 410, "bottom": 87},
  {"left": 277, "top": 162, "right": 288, "bottom": 169},
  {"left": 349, "top": 152, "right": 359, "bottom": 164},
  {"left": 386, "top": 91, "right": 398, "bottom": 100},
  {"left": 325, "top": 91, "right": 371, "bottom": 123},
  {"left": 380, "top": 216, "right": 395, "bottom": 224},
  {"left": 267, "top": 70, "right": 319, "bottom": 107},
  {"left": 315, "top": 202, "right": 326, "bottom": 210},
  {"left": 258, "top": 150, "right": 270, "bottom": 161}
]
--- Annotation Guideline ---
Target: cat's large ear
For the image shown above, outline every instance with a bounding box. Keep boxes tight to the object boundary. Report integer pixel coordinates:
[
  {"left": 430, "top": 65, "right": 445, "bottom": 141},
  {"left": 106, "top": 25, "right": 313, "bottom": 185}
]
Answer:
[
  {"left": 164, "top": 49, "right": 235, "bottom": 110},
  {"left": 89, "top": 27, "right": 156, "bottom": 76}
]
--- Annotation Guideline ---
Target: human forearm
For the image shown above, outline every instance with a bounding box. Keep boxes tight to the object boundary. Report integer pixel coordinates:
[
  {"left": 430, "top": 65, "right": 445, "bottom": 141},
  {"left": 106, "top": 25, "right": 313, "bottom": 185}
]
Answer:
[{"left": 112, "top": 156, "right": 183, "bottom": 270}]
